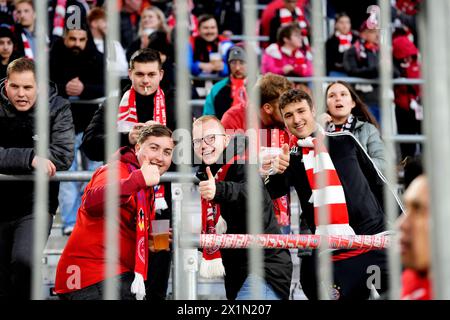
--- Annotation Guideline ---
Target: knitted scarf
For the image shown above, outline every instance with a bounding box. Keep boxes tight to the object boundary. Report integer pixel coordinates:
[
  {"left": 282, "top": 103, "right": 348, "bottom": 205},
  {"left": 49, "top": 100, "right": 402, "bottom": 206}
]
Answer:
[
  {"left": 279, "top": 6, "right": 308, "bottom": 33},
  {"left": 117, "top": 87, "right": 168, "bottom": 211},
  {"left": 53, "top": 0, "right": 67, "bottom": 37},
  {"left": 230, "top": 77, "right": 248, "bottom": 108},
  {"left": 354, "top": 39, "right": 379, "bottom": 60},
  {"left": 265, "top": 43, "right": 311, "bottom": 74},
  {"left": 290, "top": 130, "right": 355, "bottom": 236},
  {"left": 335, "top": 31, "right": 353, "bottom": 53},
  {"left": 199, "top": 154, "right": 243, "bottom": 278},
  {"left": 20, "top": 32, "right": 33, "bottom": 59},
  {"left": 126, "top": 162, "right": 155, "bottom": 300},
  {"left": 325, "top": 114, "right": 356, "bottom": 133}
]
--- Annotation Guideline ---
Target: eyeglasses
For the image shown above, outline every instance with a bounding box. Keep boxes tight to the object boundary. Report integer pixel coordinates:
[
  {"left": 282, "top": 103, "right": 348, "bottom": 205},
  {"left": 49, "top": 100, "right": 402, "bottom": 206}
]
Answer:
[{"left": 192, "top": 134, "right": 225, "bottom": 149}]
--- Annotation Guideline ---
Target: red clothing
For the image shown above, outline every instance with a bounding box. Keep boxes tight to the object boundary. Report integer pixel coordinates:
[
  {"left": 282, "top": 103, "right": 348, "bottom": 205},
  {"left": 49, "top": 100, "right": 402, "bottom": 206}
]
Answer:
[
  {"left": 221, "top": 104, "right": 246, "bottom": 131},
  {"left": 401, "top": 269, "right": 432, "bottom": 300},
  {"left": 55, "top": 147, "right": 149, "bottom": 294}
]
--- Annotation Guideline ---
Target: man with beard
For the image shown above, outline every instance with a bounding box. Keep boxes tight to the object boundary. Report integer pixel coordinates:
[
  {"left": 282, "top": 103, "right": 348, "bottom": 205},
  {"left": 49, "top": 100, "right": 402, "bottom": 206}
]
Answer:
[
  {"left": 49, "top": 25, "right": 104, "bottom": 236},
  {"left": 203, "top": 45, "right": 248, "bottom": 120}
]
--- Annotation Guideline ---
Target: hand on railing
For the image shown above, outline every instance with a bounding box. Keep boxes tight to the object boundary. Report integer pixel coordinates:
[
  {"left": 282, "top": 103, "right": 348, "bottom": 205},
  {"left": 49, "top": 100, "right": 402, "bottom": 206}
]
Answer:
[{"left": 31, "top": 156, "right": 56, "bottom": 177}]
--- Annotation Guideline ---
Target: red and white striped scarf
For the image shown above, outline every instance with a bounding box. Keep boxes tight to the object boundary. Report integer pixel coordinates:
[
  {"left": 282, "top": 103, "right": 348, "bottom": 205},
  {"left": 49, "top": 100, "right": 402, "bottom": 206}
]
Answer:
[
  {"left": 21, "top": 32, "right": 33, "bottom": 60},
  {"left": 279, "top": 6, "right": 308, "bottom": 31},
  {"left": 126, "top": 162, "right": 155, "bottom": 300},
  {"left": 230, "top": 77, "right": 248, "bottom": 108},
  {"left": 290, "top": 132, "right": 355, "bottom": 236},
  {"left": 117, "top": 86, "right": 166, "bottom": 130},
  {"left": 199, "top": 154, "right": 243, "bottom": 278},
  {"left": 335, "top": 31, "right": 353, "bottom": 53},
  {"left": 53, "top": 0, "right": 67, "bottom": 37}
]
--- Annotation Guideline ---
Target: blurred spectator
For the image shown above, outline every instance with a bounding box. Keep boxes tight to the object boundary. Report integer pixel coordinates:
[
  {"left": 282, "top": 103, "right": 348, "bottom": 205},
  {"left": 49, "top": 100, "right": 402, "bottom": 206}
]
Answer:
[
  {"left": 327, "top": 0, "right": 376, "bottom": 30},
  {"left": 167, "top": 0, "right": 198, "bottom": 37},
  {"left": 0, "top": 58, "right": 74, "bottom": 299},
  {"left": 399, "top": 174, "right": 432, "bottom": 300},
  {"left": 12, "top": 0, "right": 37, "bottom": 59},
  {"left": 261, "top": 23, "right": 312, "bottom": 77},
  {"left": 268, "top": 0, "right": 310, "bottom": 49},
  {"left": 320, "top": 81, "right": 385, "bottom": 172},
  {"left": 326, "top": 12, "right": 358, "bottom": 77},
  {"left": 126, "top": 6, "right": 168, "bottom": 61},
  {"left": 188, "top": 14, "right": 233, "bottom": 77},
  {"left": 120, "top": 0, "right": 149, "bottom": 49},
  {"left": 216, "top": 0, "right": 244, "bottom": 36},
  {"left": 47, "top": 0, "right": 89, "bottom": 44},
  {"left": 0, "top": 26, "right": 18, "bottom": 79},
  {"left": 259, "top": 0, "right": 308, "bottom": 49},
  {"left": 88, "top": 7, "right": 128, "bottom": 76},
  {"left": 0, "top": 0, "right": 14, "bottom": 27},
  {"left": 393, "top": 35, "right": 422, "bottom": 159},
  {"left": 147, "top": 30, "right": 175, "bottom": 92},
  {"left": 188, "top": 14, "right": 233, "bottom": 98},
  {"left": 203, "top": 45, "right": 247, "bottom": 119},
  {"left": 49, "top": 25, "right": 104, "bottom": 235},
  {"left": 343, "top": 20, "right": 380, "bottom": 122}
]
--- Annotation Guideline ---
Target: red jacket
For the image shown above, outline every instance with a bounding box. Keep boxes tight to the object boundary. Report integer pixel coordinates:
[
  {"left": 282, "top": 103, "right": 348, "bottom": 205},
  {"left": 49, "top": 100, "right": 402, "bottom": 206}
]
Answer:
[
  {"left": 401, "top": 269, "right": 432, "bottom": 300},
  {"left": 55, "top": 147, "right": 150, "bottom": 294}
]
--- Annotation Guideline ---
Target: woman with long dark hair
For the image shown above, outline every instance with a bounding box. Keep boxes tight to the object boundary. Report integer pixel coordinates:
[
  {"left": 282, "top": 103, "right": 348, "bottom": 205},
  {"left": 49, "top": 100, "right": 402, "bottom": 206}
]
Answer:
[{"left": 320, "top": 80, "right": 385, "bottom": 171}]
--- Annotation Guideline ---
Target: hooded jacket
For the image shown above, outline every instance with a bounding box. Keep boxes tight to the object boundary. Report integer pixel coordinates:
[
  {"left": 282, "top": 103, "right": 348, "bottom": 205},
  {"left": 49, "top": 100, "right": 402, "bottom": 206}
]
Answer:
[
  {"left": 55, "top": 146, "right": 151, "bottom": 294},
  {"left": 0, "top": 79, "right": 74, "bottom": 221},
  {"left": 195, "top": 135, "right": 292, "bottom": 300}
]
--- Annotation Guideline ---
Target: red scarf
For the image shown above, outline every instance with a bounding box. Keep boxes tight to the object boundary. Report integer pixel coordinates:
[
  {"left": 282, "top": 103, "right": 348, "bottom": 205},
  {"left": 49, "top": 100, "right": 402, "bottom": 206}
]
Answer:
[
  {"left": 335, "top": 31, "right": 352, "bottom": 53},
  {"left": 126, "top": 163, "right": 155, "bottom": 300},
  {"left": 199, "top": 154, "right": 243, "bottom": 278},
  {"left": 268, "top": 129, "right": 291, "bottom": 227},
  {"left": 53, "top": 0, "right": 67, "bottom": 37},
  {"left": 230, "top": 77, "right": 248, "bottom": 108},
  {"left": 117, "top": 87, "right": 168, "bottom": 211},
  {"left": 290, "top": 133, "right": 355, "bottom": 236},
  {"left": 354, "top": 40, "right": 379, "bottom": 60},
  {"left": 21, "top": 32, "right": 33, "bottom": 60},
  {"left": 279, "top": 6, "right": 308, "bottom": 33}
]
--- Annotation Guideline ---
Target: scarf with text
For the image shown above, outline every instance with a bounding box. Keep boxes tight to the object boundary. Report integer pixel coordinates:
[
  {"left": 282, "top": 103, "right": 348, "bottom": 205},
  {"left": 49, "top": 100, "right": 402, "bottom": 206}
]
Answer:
[
  {"left": 117, "top": 87, "right": 168, "bottom": 211},
  {"left": 335, "top": 31, "right": 353, "bottom": 53},
  {"left": 199, "top": 154, "right": 243, "bottom": 278},
  {"left": 230, "top": 77, "right": 248, "bottom": 108},
  {"left": 126, "top": 162, "right": 155, "bottom": 300},
  {"left": 325, "top": 114, "right": 356, "bottom": 133},
  {"left": 290, "top": 131, "right": 355, "bottom": 236}
]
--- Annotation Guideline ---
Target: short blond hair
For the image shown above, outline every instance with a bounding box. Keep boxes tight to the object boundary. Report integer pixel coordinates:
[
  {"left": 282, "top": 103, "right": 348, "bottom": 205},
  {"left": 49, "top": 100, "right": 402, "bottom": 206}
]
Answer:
[{"left": 193, "top": 115, "right": 225, "bottom": 133}]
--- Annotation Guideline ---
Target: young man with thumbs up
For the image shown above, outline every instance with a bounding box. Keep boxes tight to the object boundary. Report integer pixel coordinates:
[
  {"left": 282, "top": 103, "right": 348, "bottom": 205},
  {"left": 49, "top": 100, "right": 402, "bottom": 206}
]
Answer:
[
  {"left": 192, "top": 115, "right": 292, "bottom": 300},
  {"left": 54, "top": 124, "right": 174, "bottom": 300}
]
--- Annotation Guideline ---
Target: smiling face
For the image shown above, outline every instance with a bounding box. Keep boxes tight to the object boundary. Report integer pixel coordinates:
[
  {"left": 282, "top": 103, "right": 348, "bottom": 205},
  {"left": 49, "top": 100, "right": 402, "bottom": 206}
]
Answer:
[
  {"left": 192, "top": 118, "right": 230, "bottom": 165},
  {"left": 281, "top": 100, "right": 316, "bottom": 139},
  {"left": 141, "top": 9, "right": 160, "bottom": 30},
  {"left": 135, "top": 135, "right": 174, "bottom": 175},
  {"left": 399, "top": 176, "right": 430, "bottom": 273},
  {"left": 326, "top": 83, "right": 356, "bottom": 124},
  {"left": 5, "top": 70, "right": 37, "bottom": 112},
  {"left": 128, "top": 61, "right": 163, "bottom": 96},
  {"left": 199, "top": 18, "right": 218, "bottom": 43}
]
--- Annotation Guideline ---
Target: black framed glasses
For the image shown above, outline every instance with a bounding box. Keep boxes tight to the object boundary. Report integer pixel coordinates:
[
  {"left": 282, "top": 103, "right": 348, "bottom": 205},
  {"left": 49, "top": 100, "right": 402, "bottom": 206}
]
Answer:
[{"left": 192, "top": 134, "right": 225, "bottom": 149}]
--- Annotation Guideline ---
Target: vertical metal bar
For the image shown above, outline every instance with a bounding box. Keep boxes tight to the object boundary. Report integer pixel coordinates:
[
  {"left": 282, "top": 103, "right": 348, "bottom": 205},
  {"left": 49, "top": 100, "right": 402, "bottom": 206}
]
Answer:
[
  {"left": 423, "top": 0, "right": 450, "bottom": 299},
  {"left": 312, "top": 0, "right": 332, "bottom": 300},
  {"left": 31, "top": 0, "right": 49, "bottom": 300},
  {"left": 104, "top": 0, "right": 120, "bottom": 300},
  {"left": 379, "top": 0, "right": 401, "bottom": 300},
  {"left": 244, "top": 0, "right": 264, "bottom": 300},
  {"left": 174, "top": 0, "right": 194, "bottom": 300}
]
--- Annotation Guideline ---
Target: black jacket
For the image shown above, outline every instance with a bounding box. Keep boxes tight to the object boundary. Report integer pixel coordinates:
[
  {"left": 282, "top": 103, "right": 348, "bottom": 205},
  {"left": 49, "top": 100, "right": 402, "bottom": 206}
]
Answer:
[
  {"left": 49, "top": 37, "right": 105, "bottom": 133},
  {"left": 196, "top": 135, "right": 292, "bottom": 300},
  {"left": 325, "top": 32, "right": 358, "bottom": 75},
  {"left": 0, "top": 80, "right": 75, "bottom": 221},
  {"left": 266, "top": 132, "right": 389, "bottom": 237}
]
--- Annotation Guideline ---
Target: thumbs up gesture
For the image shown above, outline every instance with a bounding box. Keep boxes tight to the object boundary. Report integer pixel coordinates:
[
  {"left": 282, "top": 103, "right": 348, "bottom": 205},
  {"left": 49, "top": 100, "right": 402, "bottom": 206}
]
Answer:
[
  {"left": 199, "top": 166, "right": 216, "bottom": 201},
  {"left": 272, "top": 144, "right": 290, "bottom": 174},
  {"left": 141, "top": 159, "right": 160, "bottom": 187}
]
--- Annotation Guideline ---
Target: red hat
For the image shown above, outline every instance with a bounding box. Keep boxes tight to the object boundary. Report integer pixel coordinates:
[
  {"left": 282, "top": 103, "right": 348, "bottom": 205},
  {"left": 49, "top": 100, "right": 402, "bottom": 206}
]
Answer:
[{"left": 392, "top": 36, "right": 418, "bottom": 59}]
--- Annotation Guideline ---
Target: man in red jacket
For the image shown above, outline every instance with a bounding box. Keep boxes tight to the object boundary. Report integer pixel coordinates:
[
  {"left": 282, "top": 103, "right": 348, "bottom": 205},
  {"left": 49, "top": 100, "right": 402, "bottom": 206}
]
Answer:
[{"left": 55, "top": 124, "right": 174, "bottom": 300}]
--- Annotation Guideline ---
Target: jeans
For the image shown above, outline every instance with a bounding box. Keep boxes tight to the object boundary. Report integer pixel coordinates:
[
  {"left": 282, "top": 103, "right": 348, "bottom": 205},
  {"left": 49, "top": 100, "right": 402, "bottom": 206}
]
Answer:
[
  {"left": 58, "top": 132, "right": 102, "bottom": 228},
  {"left": 0, "top": 213, "right": 53, "bottom": 299},
  {"left": 59, "top": 272, "right": 136, "bottom": 300},
  {"left": 235, "top": 274, "right": 282, "bottom": 300}
]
